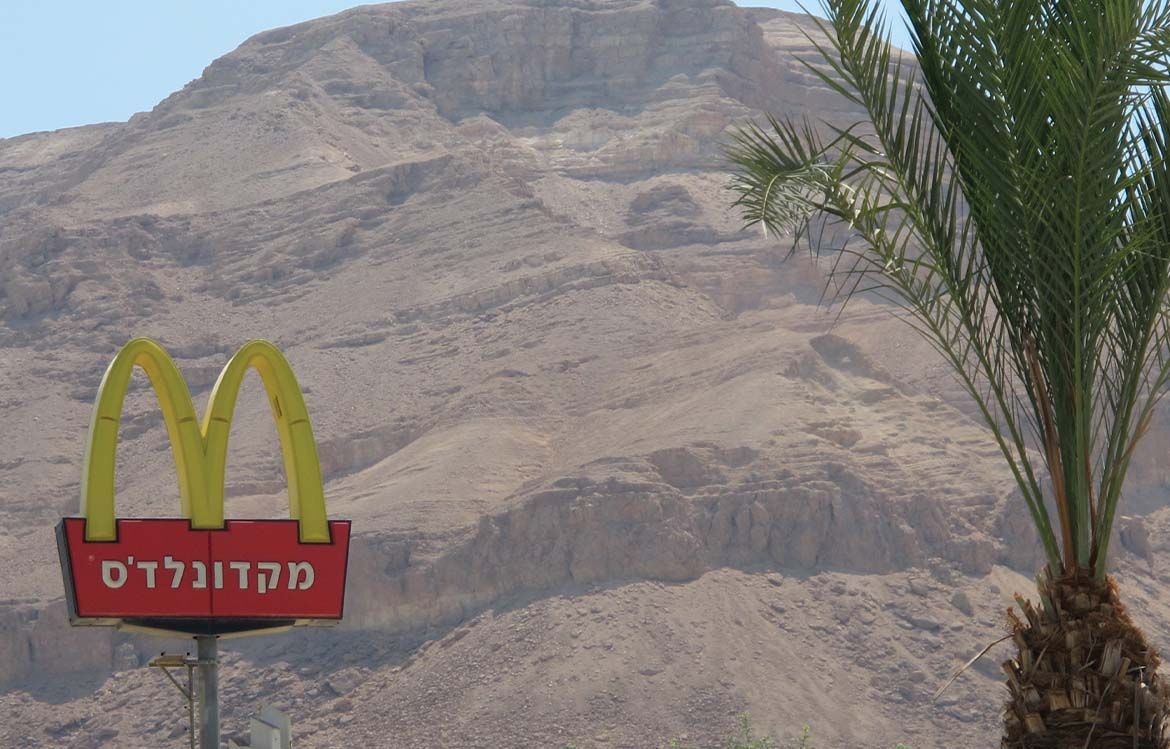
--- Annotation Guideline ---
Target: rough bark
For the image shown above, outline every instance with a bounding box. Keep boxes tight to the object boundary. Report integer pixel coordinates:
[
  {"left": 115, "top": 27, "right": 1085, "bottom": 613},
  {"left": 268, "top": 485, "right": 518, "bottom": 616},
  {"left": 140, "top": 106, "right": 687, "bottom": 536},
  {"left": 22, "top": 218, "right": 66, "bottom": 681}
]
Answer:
[{"left": 1002, "top": 570, "right": 1170, "bottom": 748}]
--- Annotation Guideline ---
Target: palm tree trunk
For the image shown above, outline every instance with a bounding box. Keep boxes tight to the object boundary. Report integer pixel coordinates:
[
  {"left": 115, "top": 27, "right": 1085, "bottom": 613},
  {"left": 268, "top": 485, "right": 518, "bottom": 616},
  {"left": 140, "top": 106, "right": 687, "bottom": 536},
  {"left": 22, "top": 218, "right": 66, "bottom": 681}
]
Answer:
[{"left": 1002, "top": 569, "right": 1170, "bottom": 747}]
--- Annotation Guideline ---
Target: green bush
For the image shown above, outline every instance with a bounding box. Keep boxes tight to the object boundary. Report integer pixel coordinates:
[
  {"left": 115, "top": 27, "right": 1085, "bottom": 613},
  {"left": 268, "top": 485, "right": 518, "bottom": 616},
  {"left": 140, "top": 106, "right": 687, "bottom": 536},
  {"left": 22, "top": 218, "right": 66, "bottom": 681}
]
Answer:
[
  {"left": 663, "top": 714, "right": 767, "bottom": 749},
  {"left": 661, "top": 715, "right": 909, "bottom": 749},
  {"left": 724, "top": 714, "right": 778, "bottom": 749}
]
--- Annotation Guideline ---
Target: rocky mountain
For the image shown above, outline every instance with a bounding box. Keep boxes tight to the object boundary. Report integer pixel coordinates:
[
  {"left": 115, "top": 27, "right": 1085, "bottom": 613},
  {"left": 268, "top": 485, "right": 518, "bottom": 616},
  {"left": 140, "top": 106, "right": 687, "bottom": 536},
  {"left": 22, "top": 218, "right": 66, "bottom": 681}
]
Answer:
[{"left": 3, "top": 1, "right": 1170, "bottom": 747}]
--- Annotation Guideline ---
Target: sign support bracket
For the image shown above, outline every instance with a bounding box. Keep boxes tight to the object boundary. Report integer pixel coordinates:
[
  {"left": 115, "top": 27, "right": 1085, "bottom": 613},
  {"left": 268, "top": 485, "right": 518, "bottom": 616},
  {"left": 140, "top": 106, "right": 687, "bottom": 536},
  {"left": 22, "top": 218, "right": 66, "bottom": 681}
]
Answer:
[
  {"left": 149, "top": 641, "right": 217, "bottom": 749},
  {"left": 149, "top": 653, "right": 197, "bottom": 749}
]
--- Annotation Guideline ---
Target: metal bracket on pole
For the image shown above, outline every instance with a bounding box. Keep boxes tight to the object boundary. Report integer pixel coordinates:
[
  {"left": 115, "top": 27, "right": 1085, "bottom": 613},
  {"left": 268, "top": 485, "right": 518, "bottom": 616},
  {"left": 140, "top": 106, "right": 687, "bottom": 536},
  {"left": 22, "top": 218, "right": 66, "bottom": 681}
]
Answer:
[
  {"left": 149, "top": 653, "right": 197, "bottom": 749},
  {"left": 150, "top": 639, "right": 218, "bottom": 749},
  {"left": 149, "top": 636, "right": 218, "bottom": 749}
]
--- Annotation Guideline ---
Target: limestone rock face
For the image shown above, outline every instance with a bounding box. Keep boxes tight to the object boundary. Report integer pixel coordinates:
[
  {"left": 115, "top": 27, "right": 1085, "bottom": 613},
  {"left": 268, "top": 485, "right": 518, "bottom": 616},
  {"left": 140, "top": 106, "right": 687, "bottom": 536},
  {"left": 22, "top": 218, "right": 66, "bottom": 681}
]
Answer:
[{"left": 2, "top": 1, "right": 1169, "bottom": 747}]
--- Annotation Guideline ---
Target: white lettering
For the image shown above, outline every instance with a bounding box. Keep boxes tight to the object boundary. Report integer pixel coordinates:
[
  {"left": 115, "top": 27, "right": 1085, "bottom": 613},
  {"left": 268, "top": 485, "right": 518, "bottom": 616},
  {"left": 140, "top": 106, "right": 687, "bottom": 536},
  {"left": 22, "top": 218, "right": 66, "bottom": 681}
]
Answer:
[
  {"left": 136, "top": 560, "right": 158, "bottom": 589},
  {"left": 229, "top": 561, "right": 251, "bottom": 590},
  {"left": 191, "top": 561, "right": 207, "bottom": 589},
  {"left": 257, "top": 562, "right": 281, "bottom": 594},
  {"left": 101, "top": 560, "right": 128, "bottom": 589},
  {"left": 164, "top": 556, "right": 185, "bottom": 588},
  {"left": 94, "top": 557, "right": 319, "bottom": 594},
  {"left": 287, "top": 562, "right": 315, "bottom": 590}
]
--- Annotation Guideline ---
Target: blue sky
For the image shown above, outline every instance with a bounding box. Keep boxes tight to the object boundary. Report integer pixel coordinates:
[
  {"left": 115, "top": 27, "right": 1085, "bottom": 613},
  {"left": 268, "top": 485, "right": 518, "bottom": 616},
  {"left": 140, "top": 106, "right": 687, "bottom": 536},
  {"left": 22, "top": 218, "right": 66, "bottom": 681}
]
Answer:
[{"left": 0, "top": 0, "right": 909, "bottom": 139}]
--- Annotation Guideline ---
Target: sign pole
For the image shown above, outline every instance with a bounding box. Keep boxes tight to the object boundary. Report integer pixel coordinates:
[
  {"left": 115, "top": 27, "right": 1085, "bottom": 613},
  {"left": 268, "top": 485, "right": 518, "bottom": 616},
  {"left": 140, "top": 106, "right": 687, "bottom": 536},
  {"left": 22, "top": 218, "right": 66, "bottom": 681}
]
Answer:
[
  {"left": 187, "top": 656, "right": 196, "bottom": 749},
  {"left": 197, "top": 636, "right": 219, "bottom": 749}
]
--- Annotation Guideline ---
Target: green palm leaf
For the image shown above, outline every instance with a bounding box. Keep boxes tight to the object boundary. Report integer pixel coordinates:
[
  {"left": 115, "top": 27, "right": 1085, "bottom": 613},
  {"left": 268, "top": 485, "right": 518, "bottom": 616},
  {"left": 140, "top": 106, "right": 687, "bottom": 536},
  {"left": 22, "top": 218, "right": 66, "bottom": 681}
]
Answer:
[{"left": 727, "top": 0, "right": 1170, "bottom": 577}]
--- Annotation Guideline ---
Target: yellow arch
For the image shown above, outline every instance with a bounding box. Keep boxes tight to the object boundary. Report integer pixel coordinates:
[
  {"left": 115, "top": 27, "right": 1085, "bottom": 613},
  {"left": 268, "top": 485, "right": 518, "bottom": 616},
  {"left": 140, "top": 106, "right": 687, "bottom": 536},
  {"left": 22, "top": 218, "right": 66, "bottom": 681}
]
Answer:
[
  {"left": 80, "top": 338, "right": 330, "bottom": 543},
  {"left": 202, "top": 340, "right": 329, "bottom": 542}
]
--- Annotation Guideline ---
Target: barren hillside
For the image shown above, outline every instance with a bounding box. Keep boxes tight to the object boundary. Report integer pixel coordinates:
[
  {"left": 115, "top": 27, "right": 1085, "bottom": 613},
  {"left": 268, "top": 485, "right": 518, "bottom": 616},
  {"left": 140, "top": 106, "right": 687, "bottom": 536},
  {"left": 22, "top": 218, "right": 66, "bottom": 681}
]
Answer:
[{"left": 2, "top": 1, "right": 1170, "bottom": 747}]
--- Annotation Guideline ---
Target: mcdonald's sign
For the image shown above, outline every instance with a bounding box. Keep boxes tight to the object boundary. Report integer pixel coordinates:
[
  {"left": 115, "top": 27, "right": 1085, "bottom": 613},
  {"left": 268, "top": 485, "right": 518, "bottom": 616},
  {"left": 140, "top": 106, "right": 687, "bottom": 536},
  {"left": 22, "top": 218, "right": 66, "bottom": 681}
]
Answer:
[{"left": 56, "top": 339, "right": 351, "bottom": 636}]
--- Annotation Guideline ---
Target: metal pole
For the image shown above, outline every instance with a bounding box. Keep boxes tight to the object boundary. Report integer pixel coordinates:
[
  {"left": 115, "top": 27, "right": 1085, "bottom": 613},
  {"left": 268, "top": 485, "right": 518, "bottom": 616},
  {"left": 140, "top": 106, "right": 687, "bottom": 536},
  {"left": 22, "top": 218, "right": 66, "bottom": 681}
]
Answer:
[
  {"left": 187, "top": 658, "right": 196, "bottom": 749},
  {"left": 196, "top": 636, "right": 219, "bottom": 749}
]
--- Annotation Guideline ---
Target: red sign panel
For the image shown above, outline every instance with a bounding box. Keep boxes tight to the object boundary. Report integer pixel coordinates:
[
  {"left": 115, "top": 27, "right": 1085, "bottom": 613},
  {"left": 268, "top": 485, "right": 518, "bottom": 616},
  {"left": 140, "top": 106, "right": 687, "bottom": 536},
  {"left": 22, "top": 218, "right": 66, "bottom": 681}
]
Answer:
[{"left": 58, "top": 518, "right": 350, "bottom": 626}]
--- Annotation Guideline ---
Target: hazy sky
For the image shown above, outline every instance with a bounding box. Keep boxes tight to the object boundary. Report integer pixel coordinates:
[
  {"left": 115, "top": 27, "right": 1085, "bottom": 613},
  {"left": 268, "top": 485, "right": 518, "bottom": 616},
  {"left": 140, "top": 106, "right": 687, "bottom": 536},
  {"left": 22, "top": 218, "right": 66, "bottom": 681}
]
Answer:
[{"left": 0, "top": 0, "right": 910, "bottom": 139}]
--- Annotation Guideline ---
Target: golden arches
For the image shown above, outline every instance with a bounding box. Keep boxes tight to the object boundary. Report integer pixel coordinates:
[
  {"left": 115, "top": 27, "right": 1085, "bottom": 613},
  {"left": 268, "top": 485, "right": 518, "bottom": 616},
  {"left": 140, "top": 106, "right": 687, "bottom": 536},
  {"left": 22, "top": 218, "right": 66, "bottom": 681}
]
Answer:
[{"left": 80, "top": 338, "right": 329, "bottom": 543}]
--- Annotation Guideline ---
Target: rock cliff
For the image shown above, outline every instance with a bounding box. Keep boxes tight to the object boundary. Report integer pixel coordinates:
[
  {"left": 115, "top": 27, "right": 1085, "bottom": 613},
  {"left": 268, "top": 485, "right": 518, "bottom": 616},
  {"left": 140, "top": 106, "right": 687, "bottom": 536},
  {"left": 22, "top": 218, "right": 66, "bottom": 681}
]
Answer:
[{"left": 2, "top": 2, "right": 1169, "bottom": 747}]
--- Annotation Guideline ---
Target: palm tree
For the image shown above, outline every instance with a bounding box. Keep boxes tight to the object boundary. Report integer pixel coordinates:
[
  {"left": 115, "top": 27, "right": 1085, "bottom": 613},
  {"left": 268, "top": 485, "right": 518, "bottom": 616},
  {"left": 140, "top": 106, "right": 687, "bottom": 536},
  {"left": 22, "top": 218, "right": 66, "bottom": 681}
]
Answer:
[{"left": 726, "top": 0, "right": 1170, "bottom": 745}]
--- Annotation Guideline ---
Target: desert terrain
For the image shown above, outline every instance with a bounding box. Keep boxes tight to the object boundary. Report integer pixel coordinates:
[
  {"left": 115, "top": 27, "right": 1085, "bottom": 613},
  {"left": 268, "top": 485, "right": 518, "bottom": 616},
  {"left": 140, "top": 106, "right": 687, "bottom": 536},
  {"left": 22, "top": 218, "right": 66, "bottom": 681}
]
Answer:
[{"left": 2, "top": 1, "right": 1170, "bottom": 747}]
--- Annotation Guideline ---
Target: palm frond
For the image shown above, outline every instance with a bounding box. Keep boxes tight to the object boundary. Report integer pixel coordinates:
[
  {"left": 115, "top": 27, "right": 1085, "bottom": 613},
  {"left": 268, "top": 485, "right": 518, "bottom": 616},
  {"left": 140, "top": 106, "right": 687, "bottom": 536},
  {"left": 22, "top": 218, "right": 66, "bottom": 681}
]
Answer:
[{"left": 726, "top": 0, "right": 1170, "bottom": 578}]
